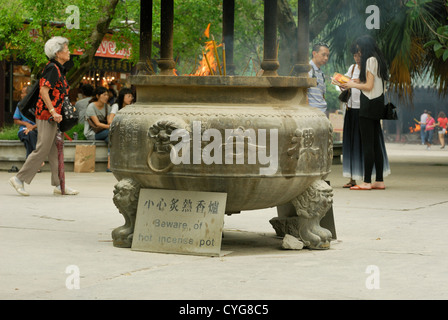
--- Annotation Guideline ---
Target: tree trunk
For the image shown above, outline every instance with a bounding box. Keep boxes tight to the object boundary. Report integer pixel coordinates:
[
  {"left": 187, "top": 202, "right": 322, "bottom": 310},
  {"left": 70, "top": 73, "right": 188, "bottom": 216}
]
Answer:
[{"left": 67, "top": 0, "right": 120, "bottom": 88}]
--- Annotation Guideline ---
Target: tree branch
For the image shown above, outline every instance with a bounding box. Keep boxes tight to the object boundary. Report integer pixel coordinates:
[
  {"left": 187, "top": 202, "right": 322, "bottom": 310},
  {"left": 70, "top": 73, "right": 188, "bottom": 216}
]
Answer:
[{"left": 67, "top": 0, "right": 120, "bottom": 88}]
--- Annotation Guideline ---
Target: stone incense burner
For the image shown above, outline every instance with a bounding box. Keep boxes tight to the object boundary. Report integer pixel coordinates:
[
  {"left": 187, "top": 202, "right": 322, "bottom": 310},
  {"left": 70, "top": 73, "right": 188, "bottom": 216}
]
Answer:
[{"left": 109, "top": 75, "right": 334, "bottom": 250}]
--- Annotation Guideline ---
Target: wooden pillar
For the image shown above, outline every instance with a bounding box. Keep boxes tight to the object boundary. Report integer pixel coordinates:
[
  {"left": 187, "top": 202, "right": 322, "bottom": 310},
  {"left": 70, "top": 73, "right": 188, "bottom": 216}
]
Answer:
[
  {"left": 222, "top": 0, "right": 235, "bottom": 75},
  {"left": 136, "top": 0, "right": 153, "bottom": 75},
  {"left": 261, "top": 0, "right": 279, "bottom": 76},
  {"left": 158, "top": 0, "right": 175, "bottom": 75},
  {"left": 295, "top": 0, "right": 310, "bottom": 76}
]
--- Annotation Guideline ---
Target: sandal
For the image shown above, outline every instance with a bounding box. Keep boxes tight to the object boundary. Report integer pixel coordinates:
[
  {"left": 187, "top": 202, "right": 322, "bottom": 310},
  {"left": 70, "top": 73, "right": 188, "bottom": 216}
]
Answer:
[
  {"left": 343, "top": 183, "right": 355, "bottom": 188},
  {"left": 343, "top": 181, "right": 356, "bottom": 188},
  {"left": 350, "top": 184, "right": 372, "bottom": 190}
]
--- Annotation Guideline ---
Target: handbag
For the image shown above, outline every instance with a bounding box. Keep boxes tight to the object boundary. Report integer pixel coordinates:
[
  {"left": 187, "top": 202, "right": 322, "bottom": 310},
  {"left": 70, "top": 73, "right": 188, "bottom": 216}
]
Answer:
[
  {"left": 18, "top": 74, "right": 42, "bottom": 123},
  {"left": 382, "top": 93, "right": 398, "bottom": 120},
  {"left": 360, "top": 81, "right": 398, "bottom": 121},
  {"left": 87, "top": 117, "right": 107, "bottom": 134},
  {"left": 338, "top": 65, "right": 355, "bottom": 103},
  {"left": 58, "top": 96, "right": 79, "bottom": 132},
  {"left": 43, "top": 62, "right": 78, "bottom": 132},
  {"left": 338, "top": 89, "right": 351, "bottom": 103},
  {"left": 383, "top": 102, "right": 398, "bottom": 120},
  {"left": 87, "top": 106, "right": 108, "bottom": 134}
]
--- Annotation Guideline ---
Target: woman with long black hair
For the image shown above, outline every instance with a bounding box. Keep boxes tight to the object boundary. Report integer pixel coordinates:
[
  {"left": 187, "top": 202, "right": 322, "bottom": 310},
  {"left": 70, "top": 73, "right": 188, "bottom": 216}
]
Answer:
[
  {"left": 342, "top": 35, "right": 389, "bottom": 191},
  {"left": 109, "top": 87, "right": 134, "bottom": 123}
]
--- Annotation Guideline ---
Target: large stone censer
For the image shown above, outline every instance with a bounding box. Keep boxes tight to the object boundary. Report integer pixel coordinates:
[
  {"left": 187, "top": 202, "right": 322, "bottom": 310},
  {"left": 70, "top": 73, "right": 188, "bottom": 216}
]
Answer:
[{"left": 109, "top": 0, "right": 334, "bottom": 250}]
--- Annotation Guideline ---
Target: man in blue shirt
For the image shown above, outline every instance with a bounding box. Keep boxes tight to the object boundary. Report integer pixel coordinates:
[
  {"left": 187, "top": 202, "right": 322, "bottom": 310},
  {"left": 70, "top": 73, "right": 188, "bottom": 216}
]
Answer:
[
  {"left": 13, "top": 86, "right": 38, "bottom": 158},
  {"left": 307, "top": 43, "right": 330, "bottom": 115}
]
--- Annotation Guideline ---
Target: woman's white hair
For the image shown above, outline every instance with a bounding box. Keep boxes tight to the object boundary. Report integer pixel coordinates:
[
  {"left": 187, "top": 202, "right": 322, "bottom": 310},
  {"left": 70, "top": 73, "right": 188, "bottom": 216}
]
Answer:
[{"left": 44, "top": 36, "right": 69, "bottom": 60}]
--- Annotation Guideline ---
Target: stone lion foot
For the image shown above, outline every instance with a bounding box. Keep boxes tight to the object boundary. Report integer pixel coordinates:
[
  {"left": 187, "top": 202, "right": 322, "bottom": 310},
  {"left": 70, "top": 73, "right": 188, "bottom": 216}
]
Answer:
[
  {"left": 270, "top": 180, "right": 333, "bottom": 250},
  {"left": 111, "top": 178, "right": 141, "bottom": 248},
  {"left": 296, "top": 216, "right": 332, "bottom": 250},
  {"left": 112, "top": 226, "right": 134, "bottom": 248}
]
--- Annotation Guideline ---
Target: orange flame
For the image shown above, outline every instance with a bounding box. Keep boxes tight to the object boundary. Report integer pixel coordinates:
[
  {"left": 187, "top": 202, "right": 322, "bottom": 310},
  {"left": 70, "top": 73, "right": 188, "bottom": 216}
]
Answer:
[
  {"left": 409, "top": 124, "right": 421, "bottom": 133},
  {"left": 204, "top": 23, "right": 211, "bottom": 38},
  {"left": 189, "top": 24, "right": 222, "bottom": 76}
]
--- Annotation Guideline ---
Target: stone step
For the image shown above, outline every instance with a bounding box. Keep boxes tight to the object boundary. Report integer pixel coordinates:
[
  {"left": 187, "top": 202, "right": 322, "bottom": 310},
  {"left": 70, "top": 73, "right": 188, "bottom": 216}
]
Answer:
[{"left": 0, "top": 140, "right": 109, "bottom": 172}]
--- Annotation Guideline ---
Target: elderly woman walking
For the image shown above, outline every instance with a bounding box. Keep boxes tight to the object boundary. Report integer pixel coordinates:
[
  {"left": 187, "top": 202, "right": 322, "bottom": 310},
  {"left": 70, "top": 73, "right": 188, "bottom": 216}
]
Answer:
[{"left": 9, "top": 36, "right": 79, "bottom": 196}]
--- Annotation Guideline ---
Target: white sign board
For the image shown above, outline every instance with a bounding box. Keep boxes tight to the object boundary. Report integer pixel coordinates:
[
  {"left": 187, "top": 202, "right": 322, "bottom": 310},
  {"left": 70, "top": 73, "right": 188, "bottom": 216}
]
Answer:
[{"left": 132, "top": 189, "right": 227, "bottom": 257}]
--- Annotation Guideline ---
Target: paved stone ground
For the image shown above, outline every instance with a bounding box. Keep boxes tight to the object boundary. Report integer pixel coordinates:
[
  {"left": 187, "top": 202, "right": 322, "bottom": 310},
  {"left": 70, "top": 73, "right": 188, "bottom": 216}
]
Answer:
[{"left": 1, "top": 143, "right": 447, "bottom": 300}]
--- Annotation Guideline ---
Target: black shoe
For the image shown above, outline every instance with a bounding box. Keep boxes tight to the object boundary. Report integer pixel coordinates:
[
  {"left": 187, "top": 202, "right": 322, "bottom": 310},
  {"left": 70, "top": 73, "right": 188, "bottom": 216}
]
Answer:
[{"left": 8, "top": 165, "right": 19, "bottom": 173}]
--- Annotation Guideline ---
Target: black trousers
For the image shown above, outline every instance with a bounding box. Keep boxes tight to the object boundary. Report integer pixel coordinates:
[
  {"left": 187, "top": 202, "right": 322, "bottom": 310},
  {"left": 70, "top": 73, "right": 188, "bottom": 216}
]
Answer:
[
  {"left": 359, "top": 116, "right": 383, "bottom": 183},
  {"left": 18, "top": 129, "right": 38, "bottom": 158}
]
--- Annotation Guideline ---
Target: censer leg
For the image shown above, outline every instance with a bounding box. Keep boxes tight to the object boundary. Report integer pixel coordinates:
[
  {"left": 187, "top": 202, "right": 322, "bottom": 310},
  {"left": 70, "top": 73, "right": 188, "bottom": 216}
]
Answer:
[
  {"left": 270, "top": 180, "right": 333, "bottom": 250},
  {"left": 111, "top": 178, "right": 141, "bottom": 248}
]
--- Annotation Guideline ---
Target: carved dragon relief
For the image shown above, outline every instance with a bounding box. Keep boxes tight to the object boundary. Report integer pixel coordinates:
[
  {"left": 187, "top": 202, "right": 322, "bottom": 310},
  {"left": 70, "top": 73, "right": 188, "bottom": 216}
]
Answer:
[
  {"left": 287, "top": 128, "right": 320, "bottom": 161},
  {"left": 147, "top": 119, "right": 189, "bottom": 173}
]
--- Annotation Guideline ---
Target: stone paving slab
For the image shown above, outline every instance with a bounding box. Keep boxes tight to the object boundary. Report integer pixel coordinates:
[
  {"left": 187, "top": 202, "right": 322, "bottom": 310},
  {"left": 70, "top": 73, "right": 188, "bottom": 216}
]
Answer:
[{"left": 0, "top": 143, "right": 447, "bottom": 300}]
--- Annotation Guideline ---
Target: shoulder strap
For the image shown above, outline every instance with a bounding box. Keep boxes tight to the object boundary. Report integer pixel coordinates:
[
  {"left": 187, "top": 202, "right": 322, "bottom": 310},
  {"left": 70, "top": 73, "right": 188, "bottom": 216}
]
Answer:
[
  {"left": 310, "top": 65, "right": 316, "bottom": 78},
  {"left": 311, "top": 65, "right": 325, "bottom": 83},
  {"left": 46, "top": 62, "right": 69, "bottom": 95},
  {"left": 350, "top": 64, "right": 355, "bottom": 78},
  {"left": 48, "top": 62, "right": 62, "bottom": 78}
]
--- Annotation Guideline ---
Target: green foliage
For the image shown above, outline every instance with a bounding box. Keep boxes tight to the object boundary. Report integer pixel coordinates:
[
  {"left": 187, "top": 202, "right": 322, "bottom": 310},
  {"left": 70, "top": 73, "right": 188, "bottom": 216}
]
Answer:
[
  {"left": 2, "top": 0, "right": 448, "bottom": 94},
  {"left": 325, "top": 82, "right": 342, "bottom": 113},
  {"left": 146, "top": 0, "right": 265, "bottom": 75},
  {"left": 407, "top": 0, "right": 448, "bottom": 61},
  {"left": 233, "top": 1, "right": 264, "bottom": 74},
  {"left": 425, "top": 37, "right": 448, "bottom": 61},
  {"left": 0, "top": 124, "right": 20, "bottom": 140},
  {"left": 65, "top": 123, "right": 86, "bottom": 140},
  {"left": 0, "top": 123, "right": 86, "bottom": 140},
  {"left": 171, "top": 0, "right": 223, "bottom": 74},
  {"left": 315, "top": 0, "right": 448, "bottom": 96},
  {"left": 0, "top": 0, "right": 140, "bottom": 74}
]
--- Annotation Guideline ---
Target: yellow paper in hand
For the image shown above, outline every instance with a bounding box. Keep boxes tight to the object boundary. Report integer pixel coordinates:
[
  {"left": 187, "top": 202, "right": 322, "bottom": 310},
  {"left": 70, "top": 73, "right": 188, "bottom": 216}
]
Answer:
[{"left": 333, "top": 72, "right": 350, "bottom": 84}]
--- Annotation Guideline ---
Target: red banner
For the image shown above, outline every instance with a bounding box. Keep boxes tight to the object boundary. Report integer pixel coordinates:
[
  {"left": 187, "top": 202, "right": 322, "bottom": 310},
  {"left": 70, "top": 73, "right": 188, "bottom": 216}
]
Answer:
[
  {"left": 25, "top": 24, "right": 131, "bottom": 59},
  {"left": 72, "top": 36, "right": 131, "bottom": 59}
]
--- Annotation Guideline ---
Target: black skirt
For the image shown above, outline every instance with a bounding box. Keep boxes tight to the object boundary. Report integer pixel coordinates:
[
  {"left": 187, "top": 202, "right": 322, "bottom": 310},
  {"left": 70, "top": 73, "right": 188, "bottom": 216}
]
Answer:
[
  {"left": 342, "top": 108, "right": 391, "bottom": 181},
  {"left": 342, "top": 108, "right": 364, "bottom": 180}
]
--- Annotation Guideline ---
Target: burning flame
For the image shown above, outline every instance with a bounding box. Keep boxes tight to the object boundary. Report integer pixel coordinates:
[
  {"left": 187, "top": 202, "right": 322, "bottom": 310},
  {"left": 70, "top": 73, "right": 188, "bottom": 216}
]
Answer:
[
  {"left": 204, "top": 23, "right": 211, "bottom": 38},
  {"left": 409, "top": 124, "right": 421, "bottom": 133},
  {"left": 190, "top": 23, "right": 222, "bottom": 76}
]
